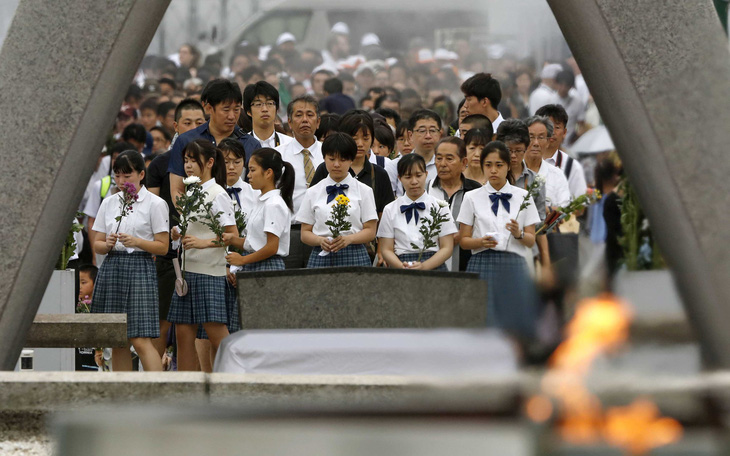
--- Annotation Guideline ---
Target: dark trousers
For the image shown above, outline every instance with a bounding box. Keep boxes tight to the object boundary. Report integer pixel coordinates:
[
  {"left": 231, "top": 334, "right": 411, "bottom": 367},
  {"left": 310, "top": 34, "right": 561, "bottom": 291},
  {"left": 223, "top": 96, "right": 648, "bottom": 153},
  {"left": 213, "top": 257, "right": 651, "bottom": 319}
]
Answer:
[{"left": 284, "top": 225, "right": 314, "bottom": 269}]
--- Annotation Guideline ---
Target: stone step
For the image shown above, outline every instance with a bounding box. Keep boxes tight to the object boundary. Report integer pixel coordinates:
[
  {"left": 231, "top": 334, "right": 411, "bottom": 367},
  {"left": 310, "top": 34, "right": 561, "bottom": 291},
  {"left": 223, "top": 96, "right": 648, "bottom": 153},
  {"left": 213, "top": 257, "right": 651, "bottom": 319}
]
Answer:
[{"left": 24, "top": 314, "right": 127, "bottom": 348}]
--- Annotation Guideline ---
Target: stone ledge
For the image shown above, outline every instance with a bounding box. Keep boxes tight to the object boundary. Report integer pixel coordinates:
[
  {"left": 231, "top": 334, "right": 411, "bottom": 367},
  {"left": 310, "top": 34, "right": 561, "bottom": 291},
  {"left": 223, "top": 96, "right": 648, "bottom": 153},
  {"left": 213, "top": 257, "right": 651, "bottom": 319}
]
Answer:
[{"left": 25, "top": 314, "right": 127, "bottom": 348}]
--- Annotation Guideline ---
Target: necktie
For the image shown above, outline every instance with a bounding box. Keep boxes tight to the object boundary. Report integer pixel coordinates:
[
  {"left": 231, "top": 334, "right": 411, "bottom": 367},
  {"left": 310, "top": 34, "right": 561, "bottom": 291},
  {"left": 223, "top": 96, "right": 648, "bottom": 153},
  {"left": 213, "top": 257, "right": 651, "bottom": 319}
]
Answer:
[
  {"left": 326, "top": 184, "right": 349, "bottom": 203},
  {"left": 489, "top": 193, "right": 512, "bottom": 216},
  {"left": 226, "top": 187, "right": 242, "bottom": 208},
  {"left": 302, "top": 149, "right": 314, "bottom": 187},
  {"left": 400, "top": 202, "right": 426, "bottom": 224}
]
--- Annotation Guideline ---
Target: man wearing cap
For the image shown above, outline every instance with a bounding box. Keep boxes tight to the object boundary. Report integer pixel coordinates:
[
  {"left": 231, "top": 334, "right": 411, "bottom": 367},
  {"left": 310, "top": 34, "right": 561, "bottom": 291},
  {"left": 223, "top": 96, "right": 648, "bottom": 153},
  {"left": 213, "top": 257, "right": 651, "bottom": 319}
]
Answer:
[
  {"left": 529, "top": 63, "right": 562, "bottom": 115},
  {"left": 322, "top": 22, "right": 351, "bottom": 67}
]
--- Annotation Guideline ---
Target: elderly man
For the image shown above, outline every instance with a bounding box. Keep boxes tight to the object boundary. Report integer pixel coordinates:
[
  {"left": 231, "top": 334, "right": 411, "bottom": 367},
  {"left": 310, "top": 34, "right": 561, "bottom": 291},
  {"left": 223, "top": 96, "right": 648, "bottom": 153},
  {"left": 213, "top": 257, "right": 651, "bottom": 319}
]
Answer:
[{"left": 524, "top": 116, "right": 571, "bottom": 208}]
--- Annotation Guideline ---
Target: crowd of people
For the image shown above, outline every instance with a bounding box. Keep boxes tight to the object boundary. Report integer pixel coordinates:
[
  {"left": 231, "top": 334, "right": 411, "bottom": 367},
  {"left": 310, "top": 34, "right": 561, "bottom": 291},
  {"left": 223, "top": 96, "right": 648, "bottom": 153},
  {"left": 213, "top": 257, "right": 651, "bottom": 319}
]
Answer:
[{"left": 71, "top": 23, "right": 623, "bottom": 372}]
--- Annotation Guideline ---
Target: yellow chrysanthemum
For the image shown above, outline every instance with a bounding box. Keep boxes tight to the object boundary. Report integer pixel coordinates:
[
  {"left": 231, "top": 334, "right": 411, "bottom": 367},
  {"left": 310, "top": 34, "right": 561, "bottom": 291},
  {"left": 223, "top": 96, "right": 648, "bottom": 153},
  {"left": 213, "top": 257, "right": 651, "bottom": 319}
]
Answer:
[{"left": 335, "top": 194, "right": 349, "bottom": 205}]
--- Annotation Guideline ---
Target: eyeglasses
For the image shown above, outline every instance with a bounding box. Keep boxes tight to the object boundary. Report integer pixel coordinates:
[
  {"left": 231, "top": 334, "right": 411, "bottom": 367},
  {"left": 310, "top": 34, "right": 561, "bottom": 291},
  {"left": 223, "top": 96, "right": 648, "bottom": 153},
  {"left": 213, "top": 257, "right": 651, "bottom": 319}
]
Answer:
[
  {"left": 508, "top": 148, "right": 526, "bottom": 155},
  {"left": 529, "top": 135, "right": 548, "bottom": 142},
  {"left": 414, "top": 128, "right": 440, "bottom": 135},
  {"left": 251, "top": 101, "right": 277, "bottom": 109}
]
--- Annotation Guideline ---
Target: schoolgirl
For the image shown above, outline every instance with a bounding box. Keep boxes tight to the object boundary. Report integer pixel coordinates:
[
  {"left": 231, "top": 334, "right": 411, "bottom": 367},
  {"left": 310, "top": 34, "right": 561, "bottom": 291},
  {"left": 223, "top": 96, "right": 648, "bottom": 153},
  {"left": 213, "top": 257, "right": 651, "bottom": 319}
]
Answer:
[
  {"left": 457, "top": 141, "right": 541, "bottom": 340},
  {"left": 225, "top": 148, "right": 293, "bottom": 271},
  {"left": 462, "top": 128, "right": 491, "bottom": 186},
  {"left": 378, "top": 154, "right": 456, "bottom": 271},
  {"left": 91, "top": 150, "right": 169, "bottom": 371},
  {"left": 297, "top": 132, "right": 378, "bottom": 268},
  {"left": 168, "top": 139, "right": 238, "bottom": 371}
]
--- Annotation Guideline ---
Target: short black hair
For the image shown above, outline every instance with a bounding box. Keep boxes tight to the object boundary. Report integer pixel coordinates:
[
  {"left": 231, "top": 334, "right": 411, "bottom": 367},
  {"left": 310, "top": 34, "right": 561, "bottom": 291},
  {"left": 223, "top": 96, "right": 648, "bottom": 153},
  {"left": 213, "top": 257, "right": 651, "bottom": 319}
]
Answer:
[
  {"left": 124, "top": 84, "right": 142, "bottom": 103},
  {"left": 535, "top": 104, "right": 569, "bottom": 127},
  {"left": 314, "top": 113, "right": 341, "bottom": 139},
  {"left": 121, "top": 124, "right": 146, "bottom": 144},
  {"left": 375, "top": 107, "right": 401, "bottom": 126},
  {"left": 108, "top": 141, "right": 135, "bottom": 156},
  {"left": 408, "top": 109, "right": 441, "bottom": 130},
  {"left": 436, "top": 136, "right": 467, "bottom": 159},
  {"left": 323, "top": 77, "right": 343, "bottom": 95},
  {"left": 218, "top": 137, "right": 246, "bottom": 159},
  {"left": 140, "top": 97, "right": 159, "bottom": 113},
  {"left": 157, "top": 101, "right": 177, "bottom": 118},
  {"left": 495, "top": 119, "right": 530, "bottom": 148},
  {"left": 287, "top": 95, "right": 320, "bottom": 120},
  {"left": 374, "top": 125, "right": 395, "bottom": 153},
  {"left": 460, "top": 72, "right": 502, "bottom": 110},
  {"left": 174, "top": 98, "right": 205, "bottom": 122},
  {"left": 159, "top": 77, "right": 176, "bottom": 90},
  {"left": 463, "top": 128, "right": 492, "bottom": 148},
  {"left": 203, "top": 78, "right": 243, "bottom": 107},
  {"left": 396, "top": 120, "right": 412, "bottom": 138},
  {"left": 150, "top": 126, "right": 172, "bottom": 142},
  {"left": 311, "top": 69, "right": 335, "bottom": 81},
  {"left": 78, "top": 264, "right": 98, "bottom": 282},
  {"left": 322, "top": 131, "right": 357, "bottom": 161},
  {"left": 397, "top": 152, "right": 426, "bottom": 177},
  {"left": 339, "top": 110, "right": 375, "bottom": 143},
  {"left": 555, "top": 69, "right": 575, "bottom": 88},
  {"left": 461, "top": 114, "right": 493, "bottom": 138},
  {"left": 240, "top": 65, "right": 263, "bottom": 82},
  {"left": 374, "top": 94, "right": 400, "bottom": 111},
  {"left": 243, "top": 81, "right": 280, "bottom": 116}
]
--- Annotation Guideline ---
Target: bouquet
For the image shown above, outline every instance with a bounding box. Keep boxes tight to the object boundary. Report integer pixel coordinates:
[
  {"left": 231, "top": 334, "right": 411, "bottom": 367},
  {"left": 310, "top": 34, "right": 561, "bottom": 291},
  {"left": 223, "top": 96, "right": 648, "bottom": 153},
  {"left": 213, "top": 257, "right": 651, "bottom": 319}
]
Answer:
[
  {"left": 410, "top": 200, "right": 450, "bottom": 262},
  {"left": 320, "top": 194, "right": 352, "bottom": 256},
  {"left": 114, "top": 182, "right": 139, "bottom": 233},
  {"left": 537, "top": 188, "right": 602, "bottom": 235}
]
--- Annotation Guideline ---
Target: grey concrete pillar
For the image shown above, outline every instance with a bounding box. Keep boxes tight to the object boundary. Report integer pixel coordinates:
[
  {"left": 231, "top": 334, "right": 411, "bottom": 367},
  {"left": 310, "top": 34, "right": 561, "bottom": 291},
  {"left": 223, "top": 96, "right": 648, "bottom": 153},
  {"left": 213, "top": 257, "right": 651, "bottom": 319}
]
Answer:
[
  {"left": 0, "top": 0, "right": 170, "bottom": 370},
  {"left": 548, "top": 0, "right": 730, "bottom": 368}
]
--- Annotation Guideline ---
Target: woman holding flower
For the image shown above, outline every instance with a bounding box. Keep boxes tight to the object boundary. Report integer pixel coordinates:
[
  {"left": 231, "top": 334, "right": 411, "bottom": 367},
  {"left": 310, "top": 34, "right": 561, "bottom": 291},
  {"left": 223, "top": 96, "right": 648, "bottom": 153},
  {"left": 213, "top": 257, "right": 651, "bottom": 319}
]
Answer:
[
  {"left": 225, "top": 148, "right": 294, "bottom": 271},
  {"left": 168, "top": 139, "right": 238, "bottom": 371},
  {"left": 457, "top": 141, "right": 541, "bottom": 340},
  {"left": 91, "top": 151, "right": 169, "bottom": 371},
  {"left": 296, "top": 132, "right": 378, "bottom": 268},
  {"left": 378, "top": 154, "right": 457, "bottom": 270}
]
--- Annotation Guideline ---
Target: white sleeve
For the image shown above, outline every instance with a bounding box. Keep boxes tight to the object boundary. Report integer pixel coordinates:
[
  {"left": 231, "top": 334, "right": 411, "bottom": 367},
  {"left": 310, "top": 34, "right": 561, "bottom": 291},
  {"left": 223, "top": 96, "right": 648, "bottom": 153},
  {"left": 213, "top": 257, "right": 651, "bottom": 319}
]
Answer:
[
  {"left": 554, "top": 170, "right": 572, "bottom": 207},
  {"left": 522, "top": 197, "right": 541, "bottom": 227},
  {"left": 384, "top": 159, "right": 398, "bottom": 194},
  {"left": 92, "top": 197, "right": 109, "bottom": 233},
  {"left": 376, "top": 203, "right": 395, "bottom": 238},
  {"left": 213, "top": 191, "right": 236, "bottom": 227},
  {"left": 568, "top": 161, "right": 588, "bottom": 199},
  {"left": 359, "top": 185, "right": 378, "bottom": 222},
  {"left": 295, "top": 189, "right": 316, "bottom": 225},
  {"left": 83, "top": 181, "right": 102, "bottom": 218},
  {"left": 263, "top": 201, "right": 290, "bottom": 237},
  {"left": 150, "top": 197, "right": 170, "bottom": 234},
  {"left": 456, "top": 193, "right": 475, "bottom": 226}
]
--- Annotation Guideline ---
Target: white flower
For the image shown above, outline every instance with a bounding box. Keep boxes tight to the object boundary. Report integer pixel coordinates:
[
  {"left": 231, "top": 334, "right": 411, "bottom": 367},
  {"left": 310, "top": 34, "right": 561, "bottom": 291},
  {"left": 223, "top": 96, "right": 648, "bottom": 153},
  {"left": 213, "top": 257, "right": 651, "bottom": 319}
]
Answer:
[
  {"left": 535, "top": 175, "right": 546, "bottom": 186},
  {"left": 436, "top": 199, "right": 449, "bottom": 208},
  {"left": 183, "top": 176, "right": 201, "bottom": 185}
]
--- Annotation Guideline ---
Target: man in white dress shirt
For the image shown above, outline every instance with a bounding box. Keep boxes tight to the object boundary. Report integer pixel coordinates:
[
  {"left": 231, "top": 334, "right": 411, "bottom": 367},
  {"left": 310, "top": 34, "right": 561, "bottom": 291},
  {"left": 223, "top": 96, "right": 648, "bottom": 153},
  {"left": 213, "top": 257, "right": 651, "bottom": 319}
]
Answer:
[
  {"left": 243, "top": 81, "right": 293, "bottom": 154},
  {"left": 460, "top": 72, "right": 504, "bottom": 133},
  {"left": 536, "top": 104, "right": 587, "bottom": 199},
  {"left": 528, "top": 63, "right": 562, "bottom": 116},
  {"left": 524, "top": 116, "right": 571, "bottom": 208},
  {"left": 276, "top": 95, "right": 323, "bottom": 268}
]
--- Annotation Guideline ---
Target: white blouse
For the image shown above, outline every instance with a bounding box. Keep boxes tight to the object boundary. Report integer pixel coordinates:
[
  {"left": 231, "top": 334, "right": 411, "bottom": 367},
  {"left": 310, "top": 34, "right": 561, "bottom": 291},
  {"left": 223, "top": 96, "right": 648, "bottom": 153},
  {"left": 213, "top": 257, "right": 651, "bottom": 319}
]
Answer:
[
  {"left": 243, "top": 189, "right": 291, "bottom": 257},
  {"left": 200, "top": 178, "right": 237, "bottom": 228},
  {"left": 227, "top": 177, "right": 260, "bottom": 233},
  {"left": 92, "top": 186, "right": 169, "bottom": 252},
  {"left": 295, "top": 174, "right": 378, "bottom": 237},
  {"left": 377, "top": 193, "right": 457, "bottom": 255},
  {"left": 457, "top": 182, "right": 540, "bottom": 257}
]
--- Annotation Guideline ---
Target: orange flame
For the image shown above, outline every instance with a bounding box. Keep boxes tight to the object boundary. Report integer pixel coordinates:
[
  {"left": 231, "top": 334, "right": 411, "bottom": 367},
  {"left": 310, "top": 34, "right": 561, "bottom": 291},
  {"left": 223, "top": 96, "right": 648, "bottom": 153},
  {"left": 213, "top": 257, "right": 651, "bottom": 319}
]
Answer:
[{"left": 527, "top": 294, "right": 683, "bottom": 455}]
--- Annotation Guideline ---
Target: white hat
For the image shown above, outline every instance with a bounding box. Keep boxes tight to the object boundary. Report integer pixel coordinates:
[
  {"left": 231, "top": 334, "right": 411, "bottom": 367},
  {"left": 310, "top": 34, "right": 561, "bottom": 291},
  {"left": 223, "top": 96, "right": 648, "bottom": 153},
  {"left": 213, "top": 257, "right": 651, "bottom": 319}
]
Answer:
[
  {"left": 540, "top": 63, "right": 563, "bottom": 79},
  {"left": 361, "top": 33, "right": 381, "bottom": 47},
  {"left": 417, "top": 49, "right": 434, "bottom": 64},
  {"left": 331, "top": 22, "right": 350, "bottom": 35},
  {"left": 276, "top": 32, "right": 296, "bottom": 46},
  {"left": 433, "top": 48, "right": 451, "bottom": 61},
  {"left": 313, "top": 63, "right": 338, "bottom": 75}
]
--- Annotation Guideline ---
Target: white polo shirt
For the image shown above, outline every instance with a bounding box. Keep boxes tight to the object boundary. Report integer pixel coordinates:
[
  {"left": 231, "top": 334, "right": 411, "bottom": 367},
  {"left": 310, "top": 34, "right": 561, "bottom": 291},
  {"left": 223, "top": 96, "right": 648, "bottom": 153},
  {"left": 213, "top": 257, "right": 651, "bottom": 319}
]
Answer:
[
  {"left": 295, "top": 174, "right": 377, "bottom": 237},
  {"left": 277, "top": 138, "right": 324, "bottom": 215},
  {"left": 535, "top": 160, "right": 571, "bottom": 207},
  {"left": 243, "top": 189, "right": 291, "bottom": 257},
  {"left": 546, "top": 150, "right": 587, "bottom": 200},
  {"left": 377, "top": 192, "right": 457, "bottom": 255}
]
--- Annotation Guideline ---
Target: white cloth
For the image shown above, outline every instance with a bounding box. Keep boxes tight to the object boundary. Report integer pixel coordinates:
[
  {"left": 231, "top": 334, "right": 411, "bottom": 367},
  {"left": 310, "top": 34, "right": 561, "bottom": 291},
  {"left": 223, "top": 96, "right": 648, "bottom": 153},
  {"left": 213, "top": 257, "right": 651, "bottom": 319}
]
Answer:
[
  {"left": 536, "top": 160, "right": 571, "bottom": 207},
  {"left": 251, "top": 129, "right": 294, "bottom": 149},
  {"left": 295, "top": 174, "right": 377, "bottom": 237},
  {"left": 277, "top": 139, "right": 323, "bottom": 215},
  {"left": 227, "top": 178, "right": 260, "bottom": 225},
  {"left": 528, "top": 83, "right": 559, "bottom": 116},
  {"left": 215, "top": 329, "right": 518, "bottom": 377},
  {"left": 377, "top": 193, "right": 457, "bottom": 255},
  {"left": 243, "top": 189, "right": 292, "bottom": 257},
  {"left": 92, "top": 186, "right": 169, "bottom": 252},
  {"left": 457, "top": 182, "right": 540, "bottom": 258},
  {"left": 368, "top": 151, "right": 398, "bottom": 193},
  {"left": 201, "top": 178, "right": 237, "bottom": 228},
  {"left": 492, "top": 113, "right": 505, "bottom": 133},
  {"left": 546, "top": 150, "right": 587, "bottom": 199},
  {"left": 82, "top": 176, "right": 116, "bottom": 219}
]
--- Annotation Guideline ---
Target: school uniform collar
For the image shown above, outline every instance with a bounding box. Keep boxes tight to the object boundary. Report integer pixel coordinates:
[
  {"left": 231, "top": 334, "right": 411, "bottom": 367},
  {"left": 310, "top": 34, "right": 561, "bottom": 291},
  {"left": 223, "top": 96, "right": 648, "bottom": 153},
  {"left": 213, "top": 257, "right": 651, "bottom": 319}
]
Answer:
[
  {"left": 201, "top": 178, "right": 217, "bottom": 191},
  {"left": 251, "top": 129, "right": 277, "bottom": 145},
  {"left": 485, "top": 181, "right": 512, "bottom": 194},
  {"left": 323, "top": 173, "right": 355, "bottom": 187},
  {"left": 135, "top": 185, "right": 149, "bottom": 202},
  {"left": 259, "top": 188, "right": 281, "bottom": 201},
  {"left": 402, "top": 191, "right": 429, "bottom": 205},
  {"left": 228, "top": 178, "right": 245, "bottom": 190}
]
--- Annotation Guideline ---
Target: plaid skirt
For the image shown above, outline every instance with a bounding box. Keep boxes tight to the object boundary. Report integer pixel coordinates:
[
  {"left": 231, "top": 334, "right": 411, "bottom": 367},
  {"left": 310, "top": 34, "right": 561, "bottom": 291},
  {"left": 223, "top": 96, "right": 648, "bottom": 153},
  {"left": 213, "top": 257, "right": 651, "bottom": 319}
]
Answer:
[
  {"left": 307, "top": 244, "right": 371, "bottom": 268},
  {"left": 91, "top": 251, "right": 159, "bottom": 339},
  {"left": 241, "top": 252, "right": 286, "bottom": 271},
  {"left": 167, "top": 271, "right": 228, "bottom": 326},
  {"left": 466, "top": 250, "right": 539, "bottom": 340},
  {"left": 398, "top": 251, "right": 448, "bottom": 271}
]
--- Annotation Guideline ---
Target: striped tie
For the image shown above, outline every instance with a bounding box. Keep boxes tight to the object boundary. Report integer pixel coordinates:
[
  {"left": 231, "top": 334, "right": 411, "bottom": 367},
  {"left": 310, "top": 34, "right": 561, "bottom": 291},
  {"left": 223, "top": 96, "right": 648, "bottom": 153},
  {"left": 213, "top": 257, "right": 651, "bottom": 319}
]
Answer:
[{"left": 302, "top": 149, "right": 314, "bottom": 187}]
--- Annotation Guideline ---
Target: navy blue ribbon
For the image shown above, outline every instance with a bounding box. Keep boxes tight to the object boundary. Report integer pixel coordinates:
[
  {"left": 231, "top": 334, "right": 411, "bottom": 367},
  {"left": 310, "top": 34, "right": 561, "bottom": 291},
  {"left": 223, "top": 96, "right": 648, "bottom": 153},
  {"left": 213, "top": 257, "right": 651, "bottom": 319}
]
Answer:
[
  {"left": 400, "top": 202, "right": 426, "bottom": 224},
  {"left": 326, "top": 184, "right": 349, "bottom": 203},
  {"left": 489, "top": 193, "right": 512, "bottom": 216},
  {"left": 226, "top": 186, "right": 242, "bottom": 208}
]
